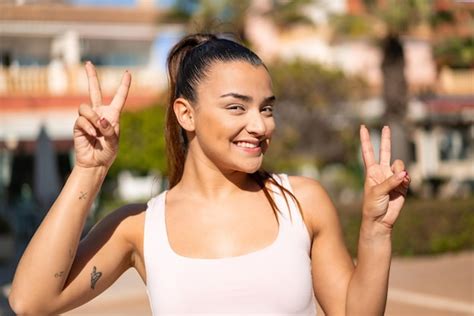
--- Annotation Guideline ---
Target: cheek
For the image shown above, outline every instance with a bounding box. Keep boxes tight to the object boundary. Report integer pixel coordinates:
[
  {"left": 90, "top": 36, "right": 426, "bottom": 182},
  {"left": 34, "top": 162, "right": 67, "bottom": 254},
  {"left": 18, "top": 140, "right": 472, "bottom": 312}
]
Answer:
[
  {"left": 262, "top": 118, "right": 275, "bottom": 152},
  {"left": 266, "top": 118, "right": 276, "bottom": 137},
  {"left": 195, "top": 111, "right": 236, "bottom": 144}
]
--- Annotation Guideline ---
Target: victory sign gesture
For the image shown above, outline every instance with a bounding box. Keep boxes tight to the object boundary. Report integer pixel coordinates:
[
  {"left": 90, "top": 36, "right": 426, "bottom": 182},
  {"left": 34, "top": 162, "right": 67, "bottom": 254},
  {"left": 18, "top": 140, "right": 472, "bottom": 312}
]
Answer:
[
  {"left": 73, "top": 62, "right": 131, "bottom": 170},
  {"left": 360, "top": 125, "right": 411, "bottom": 230}
]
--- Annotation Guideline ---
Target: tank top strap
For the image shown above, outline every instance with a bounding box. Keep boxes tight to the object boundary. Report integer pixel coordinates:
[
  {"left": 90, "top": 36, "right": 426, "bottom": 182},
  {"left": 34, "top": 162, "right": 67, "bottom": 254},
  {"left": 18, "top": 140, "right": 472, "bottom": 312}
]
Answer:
[
  {"left": 270, "top": 173, "right": 311, "bottom": 245},
  {"left": 143, "top": 191, "right": 170, "bottom": 276}
]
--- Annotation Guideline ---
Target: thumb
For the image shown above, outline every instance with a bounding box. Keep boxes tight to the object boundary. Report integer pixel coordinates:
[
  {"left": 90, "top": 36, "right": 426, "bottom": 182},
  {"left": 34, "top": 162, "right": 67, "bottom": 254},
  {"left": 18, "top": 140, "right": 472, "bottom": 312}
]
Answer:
[{"left": 375, "top": 171, "right": 406, "bottom": 196}]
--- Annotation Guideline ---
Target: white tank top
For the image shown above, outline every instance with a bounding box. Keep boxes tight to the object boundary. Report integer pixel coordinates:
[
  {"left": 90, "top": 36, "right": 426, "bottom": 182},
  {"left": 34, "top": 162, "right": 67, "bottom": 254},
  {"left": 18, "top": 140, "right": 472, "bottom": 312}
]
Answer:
[{"left": 143, "top": 174, "right": 317, "bottom": 315}]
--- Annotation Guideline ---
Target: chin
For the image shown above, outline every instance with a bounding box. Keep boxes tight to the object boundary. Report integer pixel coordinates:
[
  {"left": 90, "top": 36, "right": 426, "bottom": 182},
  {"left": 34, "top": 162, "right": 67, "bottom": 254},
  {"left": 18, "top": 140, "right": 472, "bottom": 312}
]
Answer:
[{"left": 235, "top": 158, "right": 263, "bottom": 174}]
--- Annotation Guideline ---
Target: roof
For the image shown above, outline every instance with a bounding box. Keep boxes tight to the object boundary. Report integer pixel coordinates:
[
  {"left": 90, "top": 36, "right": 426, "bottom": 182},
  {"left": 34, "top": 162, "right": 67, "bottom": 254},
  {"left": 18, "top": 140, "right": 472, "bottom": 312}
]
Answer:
[
  {"left": 0, "top": 3, "right": 166, "bottom": 24},
  {"left": 0, "top": 95, "right": 160, "bottom": 112},
  {"left": 410, "top": 95, "right": 474, "bottom": 124},
  {"left": 0, "top": 94, "right": 163, "bottom": 149},
  {"left": 425, "top": 95, "right": 474, "bottom": 114}
]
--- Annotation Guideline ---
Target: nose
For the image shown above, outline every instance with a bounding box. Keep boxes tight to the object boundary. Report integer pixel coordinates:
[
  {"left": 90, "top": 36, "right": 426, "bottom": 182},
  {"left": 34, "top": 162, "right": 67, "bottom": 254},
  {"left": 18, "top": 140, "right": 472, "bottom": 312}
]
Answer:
[{"left": 245, "top": 110, "right": 267, "bottom": 136}]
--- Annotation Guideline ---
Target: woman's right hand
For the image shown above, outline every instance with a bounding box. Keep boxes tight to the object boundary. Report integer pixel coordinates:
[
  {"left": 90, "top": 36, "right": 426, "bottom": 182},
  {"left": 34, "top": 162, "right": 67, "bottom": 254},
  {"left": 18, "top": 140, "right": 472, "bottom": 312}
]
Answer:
[{"left": 73, "top": 62, "right": 131, "bottom": 170}]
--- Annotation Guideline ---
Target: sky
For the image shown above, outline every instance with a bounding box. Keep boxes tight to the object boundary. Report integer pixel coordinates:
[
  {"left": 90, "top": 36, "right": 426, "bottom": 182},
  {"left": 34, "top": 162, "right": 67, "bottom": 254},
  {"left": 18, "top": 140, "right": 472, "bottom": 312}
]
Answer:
[
  {"left": 70, "top": 0, "right": 136, "bottom": 6},
  {"left": 69, "top": 0, "right": 175, "bottom": 8}
]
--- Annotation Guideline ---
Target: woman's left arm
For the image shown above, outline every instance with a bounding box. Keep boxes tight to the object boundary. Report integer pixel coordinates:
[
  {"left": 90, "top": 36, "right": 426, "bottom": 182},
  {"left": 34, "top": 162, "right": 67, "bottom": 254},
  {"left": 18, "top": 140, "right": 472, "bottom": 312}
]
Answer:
[
  {"left": 290, "top": 125, "right": 409, "bottom": 316},
  {"left": 345, "top": 125, "right": 410, "bottom": 315}
]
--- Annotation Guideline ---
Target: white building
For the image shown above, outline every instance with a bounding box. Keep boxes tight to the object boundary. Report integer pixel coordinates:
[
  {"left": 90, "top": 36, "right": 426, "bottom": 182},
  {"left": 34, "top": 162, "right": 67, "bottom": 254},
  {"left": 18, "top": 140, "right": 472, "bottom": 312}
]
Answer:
[{"left": 0, "top": 1, "right": 183, "bottom": 222}]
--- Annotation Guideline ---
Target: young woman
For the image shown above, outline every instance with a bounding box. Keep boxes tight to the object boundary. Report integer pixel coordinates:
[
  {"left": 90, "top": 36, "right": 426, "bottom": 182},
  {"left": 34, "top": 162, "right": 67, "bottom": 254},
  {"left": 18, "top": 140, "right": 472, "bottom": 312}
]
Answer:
[{"left": 9, "top": 33, "right": 410, "bottom": 315}]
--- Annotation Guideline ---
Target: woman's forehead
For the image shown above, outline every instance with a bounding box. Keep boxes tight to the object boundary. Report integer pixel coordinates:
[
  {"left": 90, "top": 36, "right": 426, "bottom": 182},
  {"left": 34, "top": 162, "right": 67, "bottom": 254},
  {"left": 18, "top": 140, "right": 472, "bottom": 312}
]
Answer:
[{"left": 199, "top": 60, "right": 273, "bottom": 98}]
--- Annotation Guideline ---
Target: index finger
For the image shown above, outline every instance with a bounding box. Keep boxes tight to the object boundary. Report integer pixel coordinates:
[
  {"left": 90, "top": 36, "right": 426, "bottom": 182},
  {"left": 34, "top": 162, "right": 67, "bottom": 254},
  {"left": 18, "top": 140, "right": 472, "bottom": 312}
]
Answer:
[
  {"left": 360, "top": 125, "right": 376, "bottom": 169},
  {"left": 110, "top": 70, "right": 131, "bottom": 112},
  {"left": 85, "top": 61, "right": 103, "bottom": 108}
]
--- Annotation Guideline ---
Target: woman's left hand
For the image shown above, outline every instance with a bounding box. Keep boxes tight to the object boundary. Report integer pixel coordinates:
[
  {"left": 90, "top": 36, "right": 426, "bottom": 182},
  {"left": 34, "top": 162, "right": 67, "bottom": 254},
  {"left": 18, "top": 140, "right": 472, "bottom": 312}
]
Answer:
[{"left": 360, "top": 125, "right": 410, "bottom": 231}]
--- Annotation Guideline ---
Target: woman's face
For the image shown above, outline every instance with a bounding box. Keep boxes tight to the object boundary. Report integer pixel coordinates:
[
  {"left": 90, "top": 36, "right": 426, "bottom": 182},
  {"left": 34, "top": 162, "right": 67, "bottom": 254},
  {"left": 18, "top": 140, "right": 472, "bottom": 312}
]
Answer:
[{"left": 189, "top": 60, "right": 275, "bottom": 174}]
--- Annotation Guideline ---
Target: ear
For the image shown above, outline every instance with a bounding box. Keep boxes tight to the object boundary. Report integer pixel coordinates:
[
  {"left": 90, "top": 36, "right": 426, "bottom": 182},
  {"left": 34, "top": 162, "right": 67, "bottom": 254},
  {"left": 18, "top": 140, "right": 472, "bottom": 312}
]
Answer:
[{"left": 173, "top": 98, "right": 195, "bottom": 132}]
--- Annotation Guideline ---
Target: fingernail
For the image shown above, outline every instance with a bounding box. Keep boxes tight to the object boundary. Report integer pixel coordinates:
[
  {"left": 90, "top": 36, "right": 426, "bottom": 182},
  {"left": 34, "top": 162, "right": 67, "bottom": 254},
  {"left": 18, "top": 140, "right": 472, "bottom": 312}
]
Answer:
[
  {"left": 397, "top": 171, "right": 407, "bottom": 180},
  {"left": 383, "top": 125, "right": 389, "bottom": 129},
  {"left": 99, "top": 117, "right": 109, "bottom": 129},
  {"left": 89, "top": 128, "right": 96, "bottom": 136},
  {"left": 361, "top": 124, "right": 366, "bottom": 129}
]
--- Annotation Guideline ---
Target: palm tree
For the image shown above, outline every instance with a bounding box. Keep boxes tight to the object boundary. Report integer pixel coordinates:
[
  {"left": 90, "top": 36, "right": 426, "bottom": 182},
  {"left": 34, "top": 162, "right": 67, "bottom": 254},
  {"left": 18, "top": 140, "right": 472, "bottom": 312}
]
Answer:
[
  {"left": 331, "top": 0, "right": 436, "bottom": 163},
  {"left": 165, "top": 0, "right": 250, "bottom": 41},
  {"left": 166, "top": 0, "right": 313, "bottom": 43}
]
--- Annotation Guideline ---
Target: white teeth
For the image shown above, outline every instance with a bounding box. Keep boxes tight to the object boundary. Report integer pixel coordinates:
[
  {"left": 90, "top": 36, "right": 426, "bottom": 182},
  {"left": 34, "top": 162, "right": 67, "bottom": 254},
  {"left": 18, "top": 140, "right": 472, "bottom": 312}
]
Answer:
[{"left": 235, "top": 141, "right": 258, "bottom": 148}]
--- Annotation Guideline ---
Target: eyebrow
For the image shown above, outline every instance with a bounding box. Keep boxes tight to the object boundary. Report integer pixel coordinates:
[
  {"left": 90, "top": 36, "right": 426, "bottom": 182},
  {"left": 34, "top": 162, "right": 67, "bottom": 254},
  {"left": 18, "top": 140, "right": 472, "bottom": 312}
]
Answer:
[{"left": 220, "top": 92, "right": 276, "bottom": 103}]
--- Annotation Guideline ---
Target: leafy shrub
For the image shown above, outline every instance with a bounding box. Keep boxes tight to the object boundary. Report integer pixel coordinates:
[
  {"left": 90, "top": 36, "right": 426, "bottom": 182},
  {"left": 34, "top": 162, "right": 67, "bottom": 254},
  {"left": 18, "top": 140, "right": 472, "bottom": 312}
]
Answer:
[{"left": 338, "top": 197, "right": 474, "bottom": 257}]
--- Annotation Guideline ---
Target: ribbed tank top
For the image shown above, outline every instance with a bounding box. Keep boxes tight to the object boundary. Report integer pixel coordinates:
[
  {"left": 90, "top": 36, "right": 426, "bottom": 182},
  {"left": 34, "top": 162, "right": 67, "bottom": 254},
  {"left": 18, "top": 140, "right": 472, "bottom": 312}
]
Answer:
[{"left": 143, "top": 174, "right": 317, "bottom": 315}]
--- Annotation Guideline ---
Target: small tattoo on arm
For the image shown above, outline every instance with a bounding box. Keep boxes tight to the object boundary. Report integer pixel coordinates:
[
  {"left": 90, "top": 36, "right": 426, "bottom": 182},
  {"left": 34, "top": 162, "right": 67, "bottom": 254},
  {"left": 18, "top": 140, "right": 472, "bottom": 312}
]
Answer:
[
  {"left": 79, "top": 191, "right": 87, "bottom": 200},
  {"left": 90, "top": 266, "right": 102, "bottom": 289},
  {"left": 54, "top": 271, "right": 65, "bottom": 278}
]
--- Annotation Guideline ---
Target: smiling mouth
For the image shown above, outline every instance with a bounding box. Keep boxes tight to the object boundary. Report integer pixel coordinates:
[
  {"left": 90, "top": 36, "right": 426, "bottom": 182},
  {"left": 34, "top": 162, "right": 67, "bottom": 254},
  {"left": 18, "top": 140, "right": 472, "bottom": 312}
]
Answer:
[
  {"left": 234, "top": 141, "right": 259, "bottom": 149},
  {"left": 233, "top": 140, "right": 265, "bottom": 154}
]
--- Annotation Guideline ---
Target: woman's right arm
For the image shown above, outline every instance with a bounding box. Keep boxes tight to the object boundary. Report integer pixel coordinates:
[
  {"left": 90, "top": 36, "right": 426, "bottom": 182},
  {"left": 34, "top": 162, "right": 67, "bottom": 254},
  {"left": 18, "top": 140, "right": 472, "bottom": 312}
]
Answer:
[{"left": 8, "top": 63, "right": 137, "bottom": 315}]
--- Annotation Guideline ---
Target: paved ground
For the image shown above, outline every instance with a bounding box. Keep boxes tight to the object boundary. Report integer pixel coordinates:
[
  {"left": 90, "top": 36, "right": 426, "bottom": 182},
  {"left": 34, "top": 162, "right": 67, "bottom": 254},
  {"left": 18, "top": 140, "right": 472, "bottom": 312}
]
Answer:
[
  {"left": 2, "top": 251, "right": 473, "bottom": 315},
  {"left": 385, "top": 251, "right": 474, "bottom": 316}
]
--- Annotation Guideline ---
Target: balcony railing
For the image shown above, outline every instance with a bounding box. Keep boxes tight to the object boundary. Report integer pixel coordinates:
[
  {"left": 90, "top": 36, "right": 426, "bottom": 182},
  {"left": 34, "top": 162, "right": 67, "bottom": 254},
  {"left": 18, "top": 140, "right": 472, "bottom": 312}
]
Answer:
[
  {"left": 438, "top": 67, "right": 474, "bottom": 95},
  {"left": 0, "top": 65, "right": 167, "bottom": 97}
]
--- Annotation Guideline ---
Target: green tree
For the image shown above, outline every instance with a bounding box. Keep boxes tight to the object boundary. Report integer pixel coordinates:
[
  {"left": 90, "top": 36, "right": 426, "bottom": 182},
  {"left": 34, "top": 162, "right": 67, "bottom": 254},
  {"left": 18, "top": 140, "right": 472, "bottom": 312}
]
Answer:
[
  {"left": 262, "top": 0, "right": 314, "bottom": 31},
  {"left": 166, "top": 0, "right": 312, "bottom": 42},
  {"left": 433, "top": 37, "right": 474, "bottom": 69},
  {"left": 110, "top": 104, "right": 167, "bottom": 176},
  {"left": 266, "top": 59, "right": 369, "bottom": 171},
  {"left": 166, "top": 0, "right": 250, "bottom": 40}
]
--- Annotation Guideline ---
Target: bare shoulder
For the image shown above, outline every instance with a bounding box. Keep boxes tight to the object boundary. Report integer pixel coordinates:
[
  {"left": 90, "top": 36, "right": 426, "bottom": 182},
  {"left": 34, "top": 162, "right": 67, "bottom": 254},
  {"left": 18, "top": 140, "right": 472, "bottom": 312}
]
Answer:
[
  {"left": 287, "top": 176, "right": 327, "bottom": 200},
  {"left": 287, "top": 175, "right": 334, "bottom": 210},
  {"left": 93, "top": 203, "right": 147, "bottom": 243},
  {"left": 84, "top": 203, "right": 147, "bottom": 254},
  {"left": 287, "top": 175, "right": 338, "bottom": 236}
]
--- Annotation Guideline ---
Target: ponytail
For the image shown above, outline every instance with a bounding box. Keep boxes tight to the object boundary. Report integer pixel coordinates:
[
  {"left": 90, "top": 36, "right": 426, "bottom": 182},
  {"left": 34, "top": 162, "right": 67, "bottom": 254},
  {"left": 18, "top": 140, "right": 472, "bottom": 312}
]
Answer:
[{"left": 166, "top": 33, "right": 217, "bottom": 187}]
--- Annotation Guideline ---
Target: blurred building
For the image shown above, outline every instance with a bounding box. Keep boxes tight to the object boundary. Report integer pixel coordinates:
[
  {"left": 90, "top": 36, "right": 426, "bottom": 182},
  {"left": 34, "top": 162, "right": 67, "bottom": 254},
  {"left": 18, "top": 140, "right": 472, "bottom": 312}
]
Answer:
[
  {"left": 0, "top": 0, "right": 183, "bottom": 232},
  {"left": 1, "top": 0, "right": 472, "bottom": 214},
  {"left": 408, "top": 96, "right": 474, "bottom": 198}
]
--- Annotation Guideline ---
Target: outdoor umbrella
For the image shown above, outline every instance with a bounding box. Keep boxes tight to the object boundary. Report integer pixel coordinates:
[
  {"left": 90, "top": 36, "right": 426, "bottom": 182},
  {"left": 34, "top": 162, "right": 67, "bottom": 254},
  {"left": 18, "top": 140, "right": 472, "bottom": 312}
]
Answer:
[{"left": 34, "top": 125, "right": 61, "bottom": 217}]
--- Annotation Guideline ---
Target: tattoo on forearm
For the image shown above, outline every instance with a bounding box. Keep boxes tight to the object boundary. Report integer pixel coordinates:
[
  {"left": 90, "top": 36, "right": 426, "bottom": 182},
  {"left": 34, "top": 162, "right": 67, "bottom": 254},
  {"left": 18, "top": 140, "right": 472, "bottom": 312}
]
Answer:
[
  {"left": 79, "top": 191, "right": 87, "bottom": 200},
  {"left": 90, "top": 266, "right": 102, "bottom": 289},
  {"left": 54, "top": 271, "right": 65, "bottom": 278}
]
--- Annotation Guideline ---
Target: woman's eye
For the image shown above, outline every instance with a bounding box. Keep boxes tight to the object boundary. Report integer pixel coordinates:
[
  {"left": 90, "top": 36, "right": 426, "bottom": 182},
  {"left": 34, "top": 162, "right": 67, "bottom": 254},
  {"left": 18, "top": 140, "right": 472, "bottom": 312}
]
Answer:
[
  {"left": 228, "top": 104, "right": 245, "bottom": 112},
  {"left": 262, "top": 106, "right": 274, "bottom": 115}
]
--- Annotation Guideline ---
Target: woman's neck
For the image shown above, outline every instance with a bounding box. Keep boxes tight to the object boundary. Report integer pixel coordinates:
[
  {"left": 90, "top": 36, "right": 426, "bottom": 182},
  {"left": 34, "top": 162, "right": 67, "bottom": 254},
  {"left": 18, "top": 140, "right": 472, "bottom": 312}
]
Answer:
[{"left": 175, "top": 153, "right": 258, "bottom": 201}]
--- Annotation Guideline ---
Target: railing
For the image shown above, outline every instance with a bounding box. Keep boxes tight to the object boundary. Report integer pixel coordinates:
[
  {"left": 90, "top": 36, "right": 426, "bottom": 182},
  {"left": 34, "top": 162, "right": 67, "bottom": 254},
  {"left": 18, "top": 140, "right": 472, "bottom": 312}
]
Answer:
[
  {"left": 438, "top": 67, "right": 474, "bottom": 95},
  {"left": 0, "top": 65, "right": 167, "bottom": 96}
]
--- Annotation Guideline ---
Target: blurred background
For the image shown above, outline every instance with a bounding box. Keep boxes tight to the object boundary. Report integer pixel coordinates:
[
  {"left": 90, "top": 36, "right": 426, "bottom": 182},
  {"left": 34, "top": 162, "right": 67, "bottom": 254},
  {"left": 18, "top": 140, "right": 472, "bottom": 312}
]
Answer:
[{"left": 0, "top": 0, "right": 473, "bottom": 315}]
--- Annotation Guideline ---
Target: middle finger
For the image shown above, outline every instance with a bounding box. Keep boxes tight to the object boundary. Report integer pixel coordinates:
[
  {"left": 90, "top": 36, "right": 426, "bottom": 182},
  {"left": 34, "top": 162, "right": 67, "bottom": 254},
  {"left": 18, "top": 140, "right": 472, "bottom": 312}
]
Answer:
[{"left": 379, "top": 126, "right": 391, "bottom": 166}]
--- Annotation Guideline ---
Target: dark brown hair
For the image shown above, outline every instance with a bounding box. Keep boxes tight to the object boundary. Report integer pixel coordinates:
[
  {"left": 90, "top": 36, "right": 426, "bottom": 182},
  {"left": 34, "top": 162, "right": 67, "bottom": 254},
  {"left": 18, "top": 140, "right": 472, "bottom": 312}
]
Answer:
[{"left": 165, "top": 33, "right": 304, "bottom": 223}]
